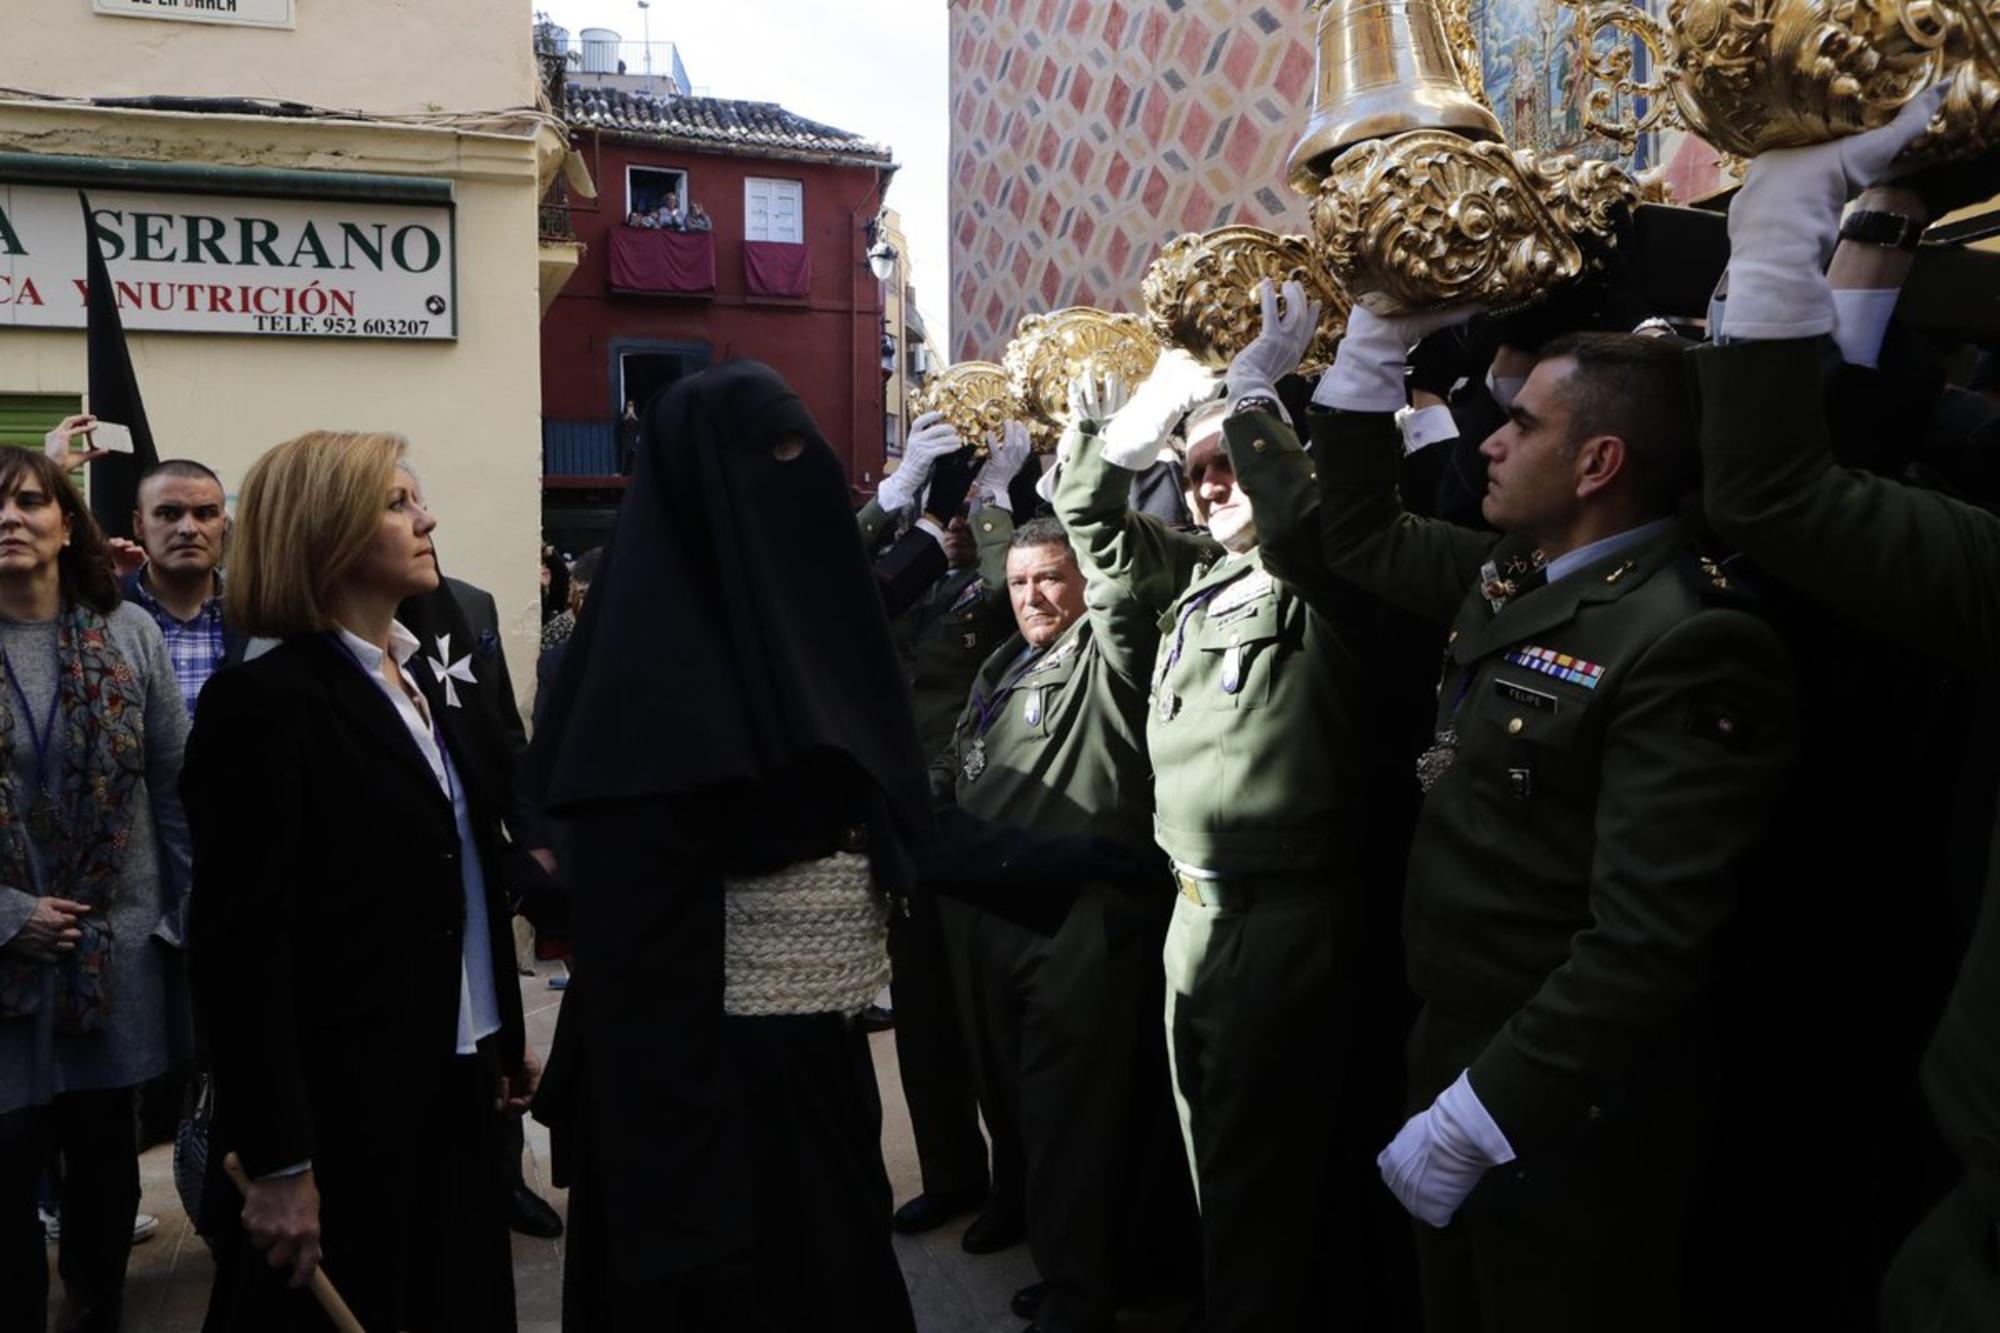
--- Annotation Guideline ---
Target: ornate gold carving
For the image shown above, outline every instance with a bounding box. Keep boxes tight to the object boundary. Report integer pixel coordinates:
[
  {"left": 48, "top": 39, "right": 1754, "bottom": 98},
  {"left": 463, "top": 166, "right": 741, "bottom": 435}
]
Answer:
[
  {"left": 1556, "top": 0, "right": 2000, "bottom": 159},
  {"left": 1001, "top": 308, "right": 1163, "bottom": 452},
  {"left": 909, "top": 361, "right": 1017, "bottom": 459},
  {"left": 1310, "top": 130, "right": 1639, "bottom": 314},
  {"left": 1140, "top": 227, "right": 1353, "bottom": 374},
  {"left": 1439, "top": 0, "right": 1496, "bottom": 112}
]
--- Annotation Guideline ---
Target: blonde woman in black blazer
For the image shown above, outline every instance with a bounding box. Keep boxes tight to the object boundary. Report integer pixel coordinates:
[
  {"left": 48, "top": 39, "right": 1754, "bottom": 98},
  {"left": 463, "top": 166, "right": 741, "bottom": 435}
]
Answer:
[{"left": 183, "top": 432, "right": 529, "bottom": 1332}]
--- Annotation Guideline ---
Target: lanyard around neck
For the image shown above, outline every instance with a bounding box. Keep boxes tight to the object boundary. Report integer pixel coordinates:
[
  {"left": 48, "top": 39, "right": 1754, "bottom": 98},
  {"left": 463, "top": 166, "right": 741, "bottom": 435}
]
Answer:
[{"left": 1, "top": 638, "right": 62, "bottom": 797}]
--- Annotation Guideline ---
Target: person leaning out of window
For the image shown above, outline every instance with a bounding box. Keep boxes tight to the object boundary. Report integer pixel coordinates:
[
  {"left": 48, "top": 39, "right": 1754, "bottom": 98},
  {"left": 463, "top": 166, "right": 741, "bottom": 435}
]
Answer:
[{"left": 182, "top": 431, "right": 530, "bottom": 1332}]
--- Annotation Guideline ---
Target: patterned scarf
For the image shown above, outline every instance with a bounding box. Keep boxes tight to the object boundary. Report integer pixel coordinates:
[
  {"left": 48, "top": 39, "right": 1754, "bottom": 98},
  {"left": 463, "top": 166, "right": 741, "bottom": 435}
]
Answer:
[{"left": 0, "top": 602, "right": 148, "bottom": 1035}]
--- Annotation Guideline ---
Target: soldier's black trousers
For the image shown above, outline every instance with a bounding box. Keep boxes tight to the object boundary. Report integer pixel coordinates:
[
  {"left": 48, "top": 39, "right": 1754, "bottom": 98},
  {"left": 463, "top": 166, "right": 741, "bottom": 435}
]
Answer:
[
  {"left": 1403, "top": 1006, "right": 1705, "bottom": 1333},
  {"left": 886, "top": 887, "right": 1000, "bottom": 1203},
  {"left": 940, "top": 884, "right": 1169, "bottom": 1332}
]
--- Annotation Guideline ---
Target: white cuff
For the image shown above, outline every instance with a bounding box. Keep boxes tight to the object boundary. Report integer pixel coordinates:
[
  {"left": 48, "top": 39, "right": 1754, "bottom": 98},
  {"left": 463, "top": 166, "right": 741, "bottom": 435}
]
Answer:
[
  {"left": 1397, "top": 404, "right": 1460, "bottom": 455},
  {"left": 914, "top": 517, "right": 948, "bottom": 547},
  {"left": 1831, "top": 287, "right": 1902, "bottom": 369},
  {"left": 1436, "top": 1071, "right": 1516, "bottom": 1166}
]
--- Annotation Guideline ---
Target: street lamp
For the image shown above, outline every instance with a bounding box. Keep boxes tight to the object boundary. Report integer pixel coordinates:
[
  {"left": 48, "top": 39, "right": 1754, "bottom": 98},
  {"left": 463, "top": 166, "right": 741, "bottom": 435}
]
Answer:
[
  {"left": 637, "top": 0, "right": 652, "bottom": 87},
  {"left": 867, "top": 241, "right": 898, "bottom": 282}
]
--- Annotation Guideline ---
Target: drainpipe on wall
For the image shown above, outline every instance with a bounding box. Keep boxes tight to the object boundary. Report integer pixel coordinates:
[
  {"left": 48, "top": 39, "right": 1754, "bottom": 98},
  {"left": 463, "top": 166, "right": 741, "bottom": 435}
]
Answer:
[{"left": 849, "top": 163, "right": 893, "bottom": 500}]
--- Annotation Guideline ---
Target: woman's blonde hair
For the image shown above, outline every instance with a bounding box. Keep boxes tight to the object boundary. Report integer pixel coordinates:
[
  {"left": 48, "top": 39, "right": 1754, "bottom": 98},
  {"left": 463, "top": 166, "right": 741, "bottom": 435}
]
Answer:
[{"left": 226, "top": 431, "right": 408, "bottom": 639}]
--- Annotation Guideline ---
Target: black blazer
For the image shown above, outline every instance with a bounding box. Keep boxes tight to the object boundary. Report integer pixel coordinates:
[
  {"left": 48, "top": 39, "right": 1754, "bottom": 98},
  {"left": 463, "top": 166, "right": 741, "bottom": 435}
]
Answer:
[{"left": 182, "top": 632, "right": 527, "bottom": 1179}]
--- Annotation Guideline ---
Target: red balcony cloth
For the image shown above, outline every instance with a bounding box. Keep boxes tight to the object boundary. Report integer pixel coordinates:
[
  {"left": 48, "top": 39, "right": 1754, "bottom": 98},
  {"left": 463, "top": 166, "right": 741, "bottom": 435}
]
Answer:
[
  {"left": 744, "top": 240, "right": 813, "bottom": 298},
  {"left": 609, "top": 226, "right": 716, "bottom": 295}
]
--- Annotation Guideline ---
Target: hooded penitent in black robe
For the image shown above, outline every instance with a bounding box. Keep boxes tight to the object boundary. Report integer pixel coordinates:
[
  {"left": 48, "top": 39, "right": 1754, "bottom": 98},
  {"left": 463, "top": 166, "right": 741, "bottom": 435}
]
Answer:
[{"left": 528, "top": 362, "right": 926, "bottom": 1332}]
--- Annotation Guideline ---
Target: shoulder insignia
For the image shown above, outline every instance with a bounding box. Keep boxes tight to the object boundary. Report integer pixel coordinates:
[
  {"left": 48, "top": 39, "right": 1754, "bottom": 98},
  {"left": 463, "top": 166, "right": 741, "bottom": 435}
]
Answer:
[
  {"left": 1503, "top": 644, "right": 1604, "bottom": 690},
  {"left": 1679, "top": 549, "right": 1760, "bottom": 606}
]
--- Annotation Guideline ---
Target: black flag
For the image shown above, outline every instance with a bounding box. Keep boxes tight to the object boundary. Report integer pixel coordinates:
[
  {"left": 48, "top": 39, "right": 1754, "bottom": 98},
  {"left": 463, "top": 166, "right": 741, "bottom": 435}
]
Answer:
[{"left": 79, "top": 191, "right": 158, "bottom": 541}]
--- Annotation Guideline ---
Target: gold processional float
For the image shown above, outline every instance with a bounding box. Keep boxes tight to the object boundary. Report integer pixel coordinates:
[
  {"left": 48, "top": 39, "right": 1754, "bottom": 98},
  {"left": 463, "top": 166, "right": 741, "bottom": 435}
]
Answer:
[{"left": 915, "top": 0, "right": 2000, "bottom": 440}]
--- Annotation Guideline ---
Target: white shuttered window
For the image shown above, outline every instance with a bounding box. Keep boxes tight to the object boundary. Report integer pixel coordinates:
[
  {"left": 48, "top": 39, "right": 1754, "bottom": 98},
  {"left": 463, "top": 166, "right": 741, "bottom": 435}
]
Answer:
[{"left": 744, "top": 177, "right": 804, "bottom": 243}]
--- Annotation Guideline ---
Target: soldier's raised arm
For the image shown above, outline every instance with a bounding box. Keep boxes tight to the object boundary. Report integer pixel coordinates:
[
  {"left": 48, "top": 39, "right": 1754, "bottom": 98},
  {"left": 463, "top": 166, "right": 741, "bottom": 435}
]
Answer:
[
  {"left": 1309, "top": 306, "right": 1503, "bottom": 626},
  {"left": 1699, "top": 334, "right": 2000, "bottom": 667},
  {"left": 1053, "top": 363, "right": 1218, "bottom": 685}
]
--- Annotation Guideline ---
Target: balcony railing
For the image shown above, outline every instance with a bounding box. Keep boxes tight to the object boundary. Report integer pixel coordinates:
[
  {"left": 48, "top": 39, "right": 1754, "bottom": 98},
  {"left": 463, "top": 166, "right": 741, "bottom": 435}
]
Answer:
[{"left": 539, "top": 202, "right": 576, "bottom": 243}]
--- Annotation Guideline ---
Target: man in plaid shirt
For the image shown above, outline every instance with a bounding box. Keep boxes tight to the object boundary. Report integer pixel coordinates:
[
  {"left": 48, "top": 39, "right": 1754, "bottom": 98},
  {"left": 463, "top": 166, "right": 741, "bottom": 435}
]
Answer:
[{"left": 119, "top": 460, "right": 242, "bottom": 720}]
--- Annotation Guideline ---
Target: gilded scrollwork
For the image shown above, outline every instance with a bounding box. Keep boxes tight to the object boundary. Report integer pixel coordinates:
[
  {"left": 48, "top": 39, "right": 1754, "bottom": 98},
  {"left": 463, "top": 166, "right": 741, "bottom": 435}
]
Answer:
[
  {"left": 1310, "top": 130, "right": 1639, "bottom": 314},
  {"left": 1140, "top": 227, "right": 1352, "bottom": 374},
  {"left": 1001, "top": 309, "right": 1163, "bottom": 452},
  {"left": 909, "top": 362, "right": 1018, "bottom": 459},
  {"left": 1555, "top": 0, "right": 1984, "bottom": 158}
]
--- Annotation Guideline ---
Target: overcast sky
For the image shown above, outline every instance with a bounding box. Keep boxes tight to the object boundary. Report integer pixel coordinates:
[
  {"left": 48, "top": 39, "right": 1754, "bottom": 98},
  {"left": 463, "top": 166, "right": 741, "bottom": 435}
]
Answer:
[{"left": 539, "top": 0, "right": 950, "bottom": 337}]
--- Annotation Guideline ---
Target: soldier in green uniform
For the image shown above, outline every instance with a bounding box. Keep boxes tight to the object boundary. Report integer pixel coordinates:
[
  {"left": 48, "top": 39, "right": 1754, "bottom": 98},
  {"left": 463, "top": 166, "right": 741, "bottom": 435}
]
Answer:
[
  {"left": 1052, "top": 324, "right": 1380, "bottom": 1332},
  {"left": 1292, "top": 297, "right": 1796, "bottom": 1330},
  {"left": 931, "top": 511, "right": 1173, "bottom": 1333},
  {"left": 857, "top": 417, "right": 1033, "bottom": 1237},
  {"left": 1692, "top": 97, "right": 1999, "bottom": 1330}
]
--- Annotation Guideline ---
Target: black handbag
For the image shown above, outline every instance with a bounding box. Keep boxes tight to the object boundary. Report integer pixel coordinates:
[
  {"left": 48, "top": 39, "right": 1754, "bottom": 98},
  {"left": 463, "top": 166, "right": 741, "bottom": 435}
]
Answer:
[{"left": 171, "top": 1072, "right": 213, "bottom": 1243}]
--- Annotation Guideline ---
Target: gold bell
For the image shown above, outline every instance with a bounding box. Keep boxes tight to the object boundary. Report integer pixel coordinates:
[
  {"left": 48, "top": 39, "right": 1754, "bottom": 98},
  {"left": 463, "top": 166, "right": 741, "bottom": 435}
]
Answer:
[{"left": 1286, "top": 0, "right": 1503, "bottom": 192}]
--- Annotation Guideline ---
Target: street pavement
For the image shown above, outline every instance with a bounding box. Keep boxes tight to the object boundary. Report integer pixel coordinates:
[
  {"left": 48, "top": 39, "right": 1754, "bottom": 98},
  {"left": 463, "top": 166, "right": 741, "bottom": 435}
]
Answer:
[{"left": 65, "top": 957, "right": 1061, "bottom": 1333}]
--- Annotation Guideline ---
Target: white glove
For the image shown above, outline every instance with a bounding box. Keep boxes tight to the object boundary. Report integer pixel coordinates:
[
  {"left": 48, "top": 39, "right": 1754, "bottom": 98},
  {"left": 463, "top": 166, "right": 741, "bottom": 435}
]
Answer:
[
  {"left": 1315, "top": 305, "right": 1482, "bottom": 414},
  {"left": 975, "top": 420, "right": 1032, "bottom": 512},
  {"left": 1377, "top": 1071, "right": 1516, "bottom": 1228},
  {"left": 1225, "top": 279, "right": 1321, "bottom": 411},
  {"left": 1069, "top": 368, "right": 1131, "bottom": 436},
  {"left": 877, "top": 410, "right": 961, "bottom": 515},
  {"left": 1099, "top": 348, "right": 1220, "bottom": 471},
  {"left": 1722, "top": 84, "right": 1946, "bottom": 341}
]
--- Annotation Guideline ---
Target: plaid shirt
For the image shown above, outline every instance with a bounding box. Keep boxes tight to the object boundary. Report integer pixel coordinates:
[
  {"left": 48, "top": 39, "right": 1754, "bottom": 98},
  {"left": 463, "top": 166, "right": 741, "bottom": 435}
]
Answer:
[{"left": 128, "top": 570, "right": 227, "bottom": 720}]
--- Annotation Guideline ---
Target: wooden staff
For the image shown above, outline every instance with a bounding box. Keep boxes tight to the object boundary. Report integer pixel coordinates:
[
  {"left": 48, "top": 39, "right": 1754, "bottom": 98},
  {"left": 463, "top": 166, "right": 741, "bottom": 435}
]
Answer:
[{"left": 221, "top": 1152, "right": 368, "bottom": 1333}]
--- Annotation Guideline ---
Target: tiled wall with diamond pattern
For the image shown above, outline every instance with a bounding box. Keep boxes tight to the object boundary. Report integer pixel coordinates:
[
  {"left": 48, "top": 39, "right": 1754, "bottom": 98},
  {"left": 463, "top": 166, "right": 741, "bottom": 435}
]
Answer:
[{"left": 947, "top": 0, "right": 1319, "bottom": 363}]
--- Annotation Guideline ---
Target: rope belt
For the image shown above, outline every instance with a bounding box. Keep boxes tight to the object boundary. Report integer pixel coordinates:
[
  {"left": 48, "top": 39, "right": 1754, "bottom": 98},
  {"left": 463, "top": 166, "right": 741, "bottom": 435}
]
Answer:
[{"left": 722, "top": 851, "right": 889, "bottom": 1018}]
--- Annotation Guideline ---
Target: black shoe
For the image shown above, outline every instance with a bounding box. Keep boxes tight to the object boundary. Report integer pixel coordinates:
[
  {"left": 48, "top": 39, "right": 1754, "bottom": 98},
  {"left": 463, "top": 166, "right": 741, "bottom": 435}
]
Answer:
[
  {"left": 891, "top": 1188, "right": 985, "bottom": 1235},
  {"left": 1011, "top": 1281, "right": 1047, "bottom": 1319},
  {"left": 857, "top": 1003, "right": 895, "bottom": 1034},
  {"left": 506, "top": 1183, "right": 564, "bottom": 1238},
  {"left": 960, "top": 1204, "right": 1025, "bottom": 1254}
]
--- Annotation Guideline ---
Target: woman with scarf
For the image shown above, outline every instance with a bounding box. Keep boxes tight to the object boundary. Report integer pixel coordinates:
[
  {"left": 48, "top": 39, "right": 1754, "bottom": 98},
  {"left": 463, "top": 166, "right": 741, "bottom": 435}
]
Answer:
[
  {"left": 183, "top": 432, "right": 528, "bottom": 1331},
  {"left": 530, "top": 362, "right": 925, "bottom": 1331},
  {"left": 0, "top": 449, "right": 192, "bottom": 1333}
]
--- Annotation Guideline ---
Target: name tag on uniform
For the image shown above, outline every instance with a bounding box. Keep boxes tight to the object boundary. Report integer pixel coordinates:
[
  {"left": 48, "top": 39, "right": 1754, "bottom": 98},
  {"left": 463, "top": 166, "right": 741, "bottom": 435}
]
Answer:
[{"left": 1493, "top": 677, "right": 1559, "bottom": 713}]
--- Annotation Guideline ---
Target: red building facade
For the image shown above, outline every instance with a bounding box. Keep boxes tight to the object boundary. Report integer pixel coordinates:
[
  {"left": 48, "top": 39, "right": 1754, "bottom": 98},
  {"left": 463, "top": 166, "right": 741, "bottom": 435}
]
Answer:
[{"left": 543, "top": 87, "right": 898, "bottom": 548}]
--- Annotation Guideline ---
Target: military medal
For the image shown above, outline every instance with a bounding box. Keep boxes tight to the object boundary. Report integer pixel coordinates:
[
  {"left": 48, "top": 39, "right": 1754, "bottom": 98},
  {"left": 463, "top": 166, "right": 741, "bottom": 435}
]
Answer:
[
  {"left": 1221, "top": 643, "right": 1244, "bottom": 695},
  {"left": 962, "top": 738, "right": 987, "bottom": 783},
  {"left": 1415, "top": 729, "right": 1459, "bottom": 793},
  {"left": 1022, "top": 688, "right": 1042, "bottom": 728}
]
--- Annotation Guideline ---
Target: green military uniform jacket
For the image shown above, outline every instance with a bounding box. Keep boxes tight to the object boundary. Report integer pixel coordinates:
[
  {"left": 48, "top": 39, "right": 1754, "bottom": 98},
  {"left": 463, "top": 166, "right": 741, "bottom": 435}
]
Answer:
[
  {"left": 1053, "top": 419, "right": 1369, "bottom": 876},
  {"left": 934, "top": 571, "right": 1158, "bottom": 853},
  {"left": 1302, "top": 402, "right": 1797, "bottom": 1152},
  {"left": 1697, "top": 337, "right": 2000, "bottom": 1233},
  {"left": 856, "top": 499, "right": 1018, "bottom": 760}
]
